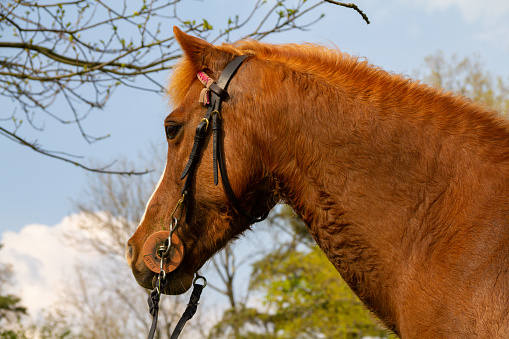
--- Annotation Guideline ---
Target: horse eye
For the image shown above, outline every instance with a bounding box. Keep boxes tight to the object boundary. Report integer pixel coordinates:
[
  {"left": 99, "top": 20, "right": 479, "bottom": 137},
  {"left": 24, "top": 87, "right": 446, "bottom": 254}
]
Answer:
[{"left": 165, "top": 124, "right": 181, "bottom": 140}]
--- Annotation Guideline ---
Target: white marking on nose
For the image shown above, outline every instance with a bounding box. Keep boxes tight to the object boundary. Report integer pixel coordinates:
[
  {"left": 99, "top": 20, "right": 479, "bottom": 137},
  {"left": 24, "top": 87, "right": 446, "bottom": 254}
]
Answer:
[{"left": 137, "top": 159, "right": 168, "bottom": 229}]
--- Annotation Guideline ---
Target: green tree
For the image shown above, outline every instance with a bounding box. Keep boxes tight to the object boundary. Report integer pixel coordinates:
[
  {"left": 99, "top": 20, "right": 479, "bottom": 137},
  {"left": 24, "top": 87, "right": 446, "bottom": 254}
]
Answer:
[
  {"left": 250, "top": 247, "right": 389, "bottom": 339},
  {"left": 210, "top": 249, "right": 389, "bottom": 339}
]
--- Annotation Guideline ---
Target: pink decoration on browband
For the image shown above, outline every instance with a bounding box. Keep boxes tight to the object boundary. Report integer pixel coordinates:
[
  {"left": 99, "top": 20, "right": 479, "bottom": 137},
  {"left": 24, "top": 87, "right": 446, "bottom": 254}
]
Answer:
[{"left": 197, "top": 71, "right": 214, "bottom": 105}]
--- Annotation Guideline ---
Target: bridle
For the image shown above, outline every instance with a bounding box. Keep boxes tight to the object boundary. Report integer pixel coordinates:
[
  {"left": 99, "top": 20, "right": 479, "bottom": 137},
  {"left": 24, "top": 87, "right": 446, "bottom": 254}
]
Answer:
[
  {"left": 145, "top": 55, "right": 268, "bottom": 339},
  {"left": 179, "top": 54, "right": 269, "bottom": 225}
]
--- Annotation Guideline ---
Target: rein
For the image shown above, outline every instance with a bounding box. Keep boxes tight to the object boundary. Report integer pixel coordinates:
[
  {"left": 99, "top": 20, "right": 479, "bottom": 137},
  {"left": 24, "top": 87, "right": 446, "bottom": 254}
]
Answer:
[{"left": 146, "top": 55, "right": 267, "bottom": 339}]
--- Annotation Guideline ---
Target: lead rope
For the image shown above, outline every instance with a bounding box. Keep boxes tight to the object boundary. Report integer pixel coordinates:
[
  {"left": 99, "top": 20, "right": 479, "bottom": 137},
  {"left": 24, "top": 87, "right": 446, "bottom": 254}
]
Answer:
[
  {"left": 147, "top": 270, "right": 165, "bottom": 339},
  {"left": 147, "top": 247, "right": 207, "bottom": 339},
  {"left": 147, "top": 275, "right": 207, "bottom": 339},
  {"left": 169, "top": 275, "right": 207, "bottom": 339}
]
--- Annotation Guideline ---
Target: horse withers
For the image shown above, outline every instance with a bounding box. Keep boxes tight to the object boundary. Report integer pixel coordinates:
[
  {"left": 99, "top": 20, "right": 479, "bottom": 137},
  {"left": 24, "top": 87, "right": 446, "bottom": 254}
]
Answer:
[{"left": 126, "top": 27, "right": 509, "bottom": 338}]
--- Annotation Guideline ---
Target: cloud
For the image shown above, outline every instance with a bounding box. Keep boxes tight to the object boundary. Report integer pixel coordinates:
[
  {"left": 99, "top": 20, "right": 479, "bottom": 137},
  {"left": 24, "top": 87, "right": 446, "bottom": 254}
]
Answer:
[
  {"left": 404, "top": 0, "right": 509, "bottom": 24},
  {"left": 1, "top": 214, "right": 103, "bottom": 315},
  {"left": 400, "top": 0, "right": 509, "bottom": 46}
]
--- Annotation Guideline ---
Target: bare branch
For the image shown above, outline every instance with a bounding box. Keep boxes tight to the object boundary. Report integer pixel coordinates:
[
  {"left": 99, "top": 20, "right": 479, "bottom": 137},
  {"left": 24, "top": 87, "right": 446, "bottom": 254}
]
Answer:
[
  {"left": 0, "top": 126, "right": 151, "bottom": 175},
  {"left": 0, "top": 0, "right": 367, "bottom": 172},
  {"left": 323, "top": 0, "right": 370, "bottom": 24}
]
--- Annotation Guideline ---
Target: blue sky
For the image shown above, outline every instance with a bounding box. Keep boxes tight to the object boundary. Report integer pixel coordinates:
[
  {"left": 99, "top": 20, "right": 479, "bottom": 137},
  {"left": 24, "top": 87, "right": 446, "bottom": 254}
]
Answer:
[{"left": 1, "top": 0, "right": 509, "bottom": 317}]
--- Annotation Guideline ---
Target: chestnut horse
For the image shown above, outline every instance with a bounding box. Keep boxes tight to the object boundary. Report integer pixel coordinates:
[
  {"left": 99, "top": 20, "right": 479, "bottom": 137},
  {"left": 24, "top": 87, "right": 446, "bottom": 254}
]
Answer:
[{"left": 127, "top": 27, "right": 509, "bottom": 337}]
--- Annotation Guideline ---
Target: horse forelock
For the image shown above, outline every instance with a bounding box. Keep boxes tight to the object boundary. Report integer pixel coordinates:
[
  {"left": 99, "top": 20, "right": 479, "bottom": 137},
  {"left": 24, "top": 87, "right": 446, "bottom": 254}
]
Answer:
[{"left": 166, "top": 57, "right": 197, "bottom": 108}]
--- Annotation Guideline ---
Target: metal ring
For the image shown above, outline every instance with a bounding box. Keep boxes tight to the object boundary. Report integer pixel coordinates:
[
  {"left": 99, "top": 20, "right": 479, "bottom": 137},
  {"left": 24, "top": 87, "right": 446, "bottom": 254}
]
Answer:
[
  {"left": 193, "top": 273, "right": 207, "bottom": 288},
  {"left": 156, "top": 245, "right": 167, "bottom": 259}
]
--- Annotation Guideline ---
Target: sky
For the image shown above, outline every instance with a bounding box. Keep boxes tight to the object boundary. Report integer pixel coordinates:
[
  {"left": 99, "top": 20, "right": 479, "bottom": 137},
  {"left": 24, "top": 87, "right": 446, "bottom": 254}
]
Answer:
[{"left": 1, "top": 0, "right": 509, "bottom": 325}]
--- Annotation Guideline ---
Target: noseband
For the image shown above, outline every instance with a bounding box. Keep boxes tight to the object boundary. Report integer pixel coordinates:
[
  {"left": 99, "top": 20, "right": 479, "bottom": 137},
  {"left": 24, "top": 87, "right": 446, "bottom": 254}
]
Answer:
[{"left": 145, "top": 55, "right": 268, "bottom": 339}]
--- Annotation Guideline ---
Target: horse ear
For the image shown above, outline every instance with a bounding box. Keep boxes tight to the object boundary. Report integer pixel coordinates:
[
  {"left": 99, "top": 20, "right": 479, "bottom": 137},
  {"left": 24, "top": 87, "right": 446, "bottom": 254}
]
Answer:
[
  {"left": 173, "top": 26, "right": 232, "bottom": 75},
  {"left": 173, "top": 26, "right": 213, "bottom": 66}
]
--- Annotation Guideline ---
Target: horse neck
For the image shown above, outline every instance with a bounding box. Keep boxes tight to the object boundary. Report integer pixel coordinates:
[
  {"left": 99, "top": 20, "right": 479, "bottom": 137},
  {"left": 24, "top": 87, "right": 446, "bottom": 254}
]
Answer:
[
  {"left": 255, "top": 69, "right": 509, "bottom": 328},
  {"left": 262, "top": 78, "right": 436, "bottom": 234}
]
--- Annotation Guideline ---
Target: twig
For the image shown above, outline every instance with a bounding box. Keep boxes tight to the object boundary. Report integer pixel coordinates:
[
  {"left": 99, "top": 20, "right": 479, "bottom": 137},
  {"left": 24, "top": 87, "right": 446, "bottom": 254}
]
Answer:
[
  {"left": 323, "top": 1, "right": 370, "bottom": 24},
  {"left": 0, "top": 126, "right": 152, "bottom": 175}
]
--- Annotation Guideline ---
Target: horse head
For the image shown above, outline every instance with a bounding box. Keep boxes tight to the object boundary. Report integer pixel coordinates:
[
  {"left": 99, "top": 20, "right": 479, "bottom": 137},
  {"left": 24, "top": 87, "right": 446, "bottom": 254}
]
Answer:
[{"left": 126, "top": 27, "right": 277, "bottom": 294}]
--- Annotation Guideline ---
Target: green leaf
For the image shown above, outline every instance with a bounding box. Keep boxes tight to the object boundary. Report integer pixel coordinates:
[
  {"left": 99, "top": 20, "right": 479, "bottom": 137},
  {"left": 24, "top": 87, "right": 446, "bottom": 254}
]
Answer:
[{"left": 202, "top": 19, "right": 213, "bottom": 31}]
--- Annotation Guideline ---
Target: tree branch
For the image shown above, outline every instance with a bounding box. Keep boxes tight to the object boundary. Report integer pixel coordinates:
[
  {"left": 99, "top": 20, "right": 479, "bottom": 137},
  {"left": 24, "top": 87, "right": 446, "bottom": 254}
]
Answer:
[
  {"left": 323, "top": 1, "right": 370, "bottom": 24},
  {"left": 0, "top": 126, "right": 151, "bottom": 175},
  {"left": 1, "top": 0, "right": 367, "bottom": 173}
]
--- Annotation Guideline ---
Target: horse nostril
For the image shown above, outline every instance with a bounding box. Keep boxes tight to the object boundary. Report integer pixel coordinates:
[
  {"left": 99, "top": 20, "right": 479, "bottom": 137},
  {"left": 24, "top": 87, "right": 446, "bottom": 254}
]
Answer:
[{"left": 126, "top": 242, "right": 134, "bottom": 264}]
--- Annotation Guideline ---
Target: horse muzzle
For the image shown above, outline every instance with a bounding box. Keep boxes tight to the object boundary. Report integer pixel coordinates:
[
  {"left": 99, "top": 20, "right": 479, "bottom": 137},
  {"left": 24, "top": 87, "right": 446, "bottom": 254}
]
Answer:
[
  {"left": 142, "top": 230, "right": 184, "bottom": 274},
  {"left": 127, "top": 230, "right": 192, "bottom": 294}
]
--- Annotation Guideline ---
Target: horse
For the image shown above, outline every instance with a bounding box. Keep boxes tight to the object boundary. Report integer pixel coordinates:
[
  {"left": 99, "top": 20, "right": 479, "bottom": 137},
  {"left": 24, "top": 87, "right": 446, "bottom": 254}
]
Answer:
[{"left": 126, "top": 26, "right": 509, "bottom": 338}]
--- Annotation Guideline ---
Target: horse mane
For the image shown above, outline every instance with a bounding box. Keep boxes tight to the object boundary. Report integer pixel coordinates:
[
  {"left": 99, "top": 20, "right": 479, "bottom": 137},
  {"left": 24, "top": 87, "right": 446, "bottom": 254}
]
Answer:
[{"left": 168, "top": 39, "right": 509, "bottom": 160}]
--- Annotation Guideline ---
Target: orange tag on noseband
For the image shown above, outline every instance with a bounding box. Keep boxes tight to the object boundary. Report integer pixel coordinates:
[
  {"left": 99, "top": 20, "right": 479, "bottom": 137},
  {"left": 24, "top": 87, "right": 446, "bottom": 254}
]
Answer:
[{"left": 142, "top": 231, "right": 184, "bottom": 274}]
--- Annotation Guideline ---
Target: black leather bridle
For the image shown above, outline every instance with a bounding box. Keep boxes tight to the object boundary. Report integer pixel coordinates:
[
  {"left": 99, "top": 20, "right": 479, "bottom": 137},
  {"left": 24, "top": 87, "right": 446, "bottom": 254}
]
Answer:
[
  {"left": 179, "top": 54, "right": 268, "bottom": 224},
  {"left": 146, "top": 55, "right": 268, "bottom": 339}
]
